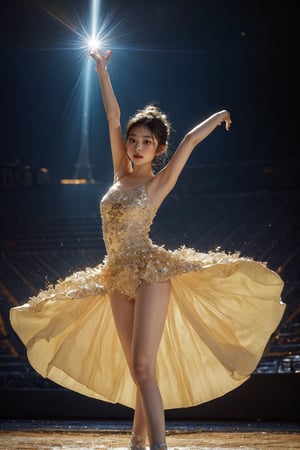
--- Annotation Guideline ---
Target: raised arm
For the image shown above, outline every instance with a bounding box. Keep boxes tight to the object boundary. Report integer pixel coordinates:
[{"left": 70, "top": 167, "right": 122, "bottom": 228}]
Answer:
[
  {"left": 89, "top": 49, "right": 132, "bottom": 180},
  {"left": 149, "top": 110, "right": 232, "bottom": 207}
]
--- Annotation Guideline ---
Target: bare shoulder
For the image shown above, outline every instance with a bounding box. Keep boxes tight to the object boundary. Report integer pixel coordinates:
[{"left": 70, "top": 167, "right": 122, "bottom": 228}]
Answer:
[
  {"left": 146, "top": 171, "right": 173, "bottom": 210},
  {"left": 114, "top": 163, "right": 133, "bottom": 183}
]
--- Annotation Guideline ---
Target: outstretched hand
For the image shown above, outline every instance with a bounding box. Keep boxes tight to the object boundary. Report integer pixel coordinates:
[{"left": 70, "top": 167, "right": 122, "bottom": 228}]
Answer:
[
  {"left": 218, "top": 110, "right": 232, "bottom": 131},
  {"left": 89, "top": 48, "right": 112, "bottom": 71}
]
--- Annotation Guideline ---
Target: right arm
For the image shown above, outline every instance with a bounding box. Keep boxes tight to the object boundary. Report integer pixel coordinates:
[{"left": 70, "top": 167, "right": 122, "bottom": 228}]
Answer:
[{"left": 89, "top": 49, "right": 132, "bottom": 180}]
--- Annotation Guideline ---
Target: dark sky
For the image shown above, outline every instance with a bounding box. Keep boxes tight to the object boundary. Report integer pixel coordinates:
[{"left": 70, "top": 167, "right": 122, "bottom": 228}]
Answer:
[{"left": 0, "top": 0, "right": 296, "bottom": 181}]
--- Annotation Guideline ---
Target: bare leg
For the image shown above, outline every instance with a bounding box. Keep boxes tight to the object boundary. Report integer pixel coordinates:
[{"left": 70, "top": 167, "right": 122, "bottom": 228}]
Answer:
[
  {"left": 110, "top": 281, "right": 170, "bottom": 447},
  {"left": 132, "top": 281, "right": 170, "bottom": 446},
  {"left": 110, "top": 292, "right": 147, "bottom": 442},
  {"left": 133, "top": 392, "right": 147, "bottom": 436}
]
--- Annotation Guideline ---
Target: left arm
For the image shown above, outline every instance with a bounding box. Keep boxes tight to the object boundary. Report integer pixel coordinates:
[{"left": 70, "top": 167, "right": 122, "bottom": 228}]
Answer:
[{"left": 148, "top": 110, "right": 231, "bottom": 208}]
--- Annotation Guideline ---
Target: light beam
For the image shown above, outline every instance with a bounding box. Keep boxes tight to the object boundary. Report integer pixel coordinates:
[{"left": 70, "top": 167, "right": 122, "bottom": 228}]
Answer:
[
  {"left": 25, "top": 0, "right": 154, "bottom": 182},
  {"left": 73, "top": 0, "right": 102, "bottom": 182}
]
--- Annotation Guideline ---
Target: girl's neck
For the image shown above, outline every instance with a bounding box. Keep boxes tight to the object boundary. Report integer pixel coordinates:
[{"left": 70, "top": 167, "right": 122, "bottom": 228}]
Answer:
[{"left": 131, "top": 166, "right": 154, "bottom": 179}]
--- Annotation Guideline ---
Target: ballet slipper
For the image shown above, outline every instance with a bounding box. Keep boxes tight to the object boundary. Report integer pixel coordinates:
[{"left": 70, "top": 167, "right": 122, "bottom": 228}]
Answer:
[{"left": 128, "top": 432, "right": 147, "bottom": 450}]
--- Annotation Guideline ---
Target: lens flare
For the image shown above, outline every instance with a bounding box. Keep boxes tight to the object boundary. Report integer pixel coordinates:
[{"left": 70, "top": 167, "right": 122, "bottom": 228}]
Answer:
[
  {"left": 25, "top": 0, "right": 157, "bottom": 181},
  {"left": 87, "top": 37, "right": 101, "bottom": 51}
]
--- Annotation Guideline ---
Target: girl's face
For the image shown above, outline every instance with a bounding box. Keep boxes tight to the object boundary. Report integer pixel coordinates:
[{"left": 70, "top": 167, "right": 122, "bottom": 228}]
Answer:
[{"left": 126, "top": 125, "right": 159, "bottom": 166}]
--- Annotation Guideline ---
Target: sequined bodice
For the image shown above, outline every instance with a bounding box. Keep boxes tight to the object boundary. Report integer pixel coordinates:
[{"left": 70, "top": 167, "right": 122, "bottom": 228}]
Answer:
[
  {"left": 100, "top": 183, "right": 157, "bottom": 256},
  {"left": 27, "top": 178, "right": 266, "bottom": 305}
]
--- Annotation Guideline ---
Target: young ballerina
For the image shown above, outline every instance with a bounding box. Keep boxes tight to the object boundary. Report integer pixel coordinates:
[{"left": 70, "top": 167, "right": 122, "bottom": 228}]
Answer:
[{"left": 10, "top": 49, "right": 285, "bottom": 450}]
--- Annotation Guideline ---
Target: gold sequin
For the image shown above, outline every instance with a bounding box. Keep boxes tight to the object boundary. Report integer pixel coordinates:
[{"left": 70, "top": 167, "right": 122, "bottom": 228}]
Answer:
[{"left": 29, "top": 183, "right": 249, "bottom": 305}]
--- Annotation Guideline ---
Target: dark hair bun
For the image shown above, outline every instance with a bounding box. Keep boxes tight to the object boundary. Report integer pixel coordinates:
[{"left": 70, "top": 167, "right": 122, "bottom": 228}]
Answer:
[{"left": 126, "top": 103, "right": 170, "bottom": 145}]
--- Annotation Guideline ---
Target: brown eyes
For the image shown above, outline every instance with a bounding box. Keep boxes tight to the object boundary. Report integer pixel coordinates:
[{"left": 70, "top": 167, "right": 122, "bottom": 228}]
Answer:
[{"left": 127, "top": 139, "right": 152, "bottom": 145}]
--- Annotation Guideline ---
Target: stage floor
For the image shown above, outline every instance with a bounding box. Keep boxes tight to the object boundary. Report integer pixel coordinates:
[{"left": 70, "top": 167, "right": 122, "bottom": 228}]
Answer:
[{"left": 0, "top": 421, "right": 300, "bottom": 449}]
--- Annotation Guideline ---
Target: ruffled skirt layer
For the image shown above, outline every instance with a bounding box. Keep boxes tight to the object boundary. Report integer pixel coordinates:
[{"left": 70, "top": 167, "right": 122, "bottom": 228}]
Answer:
[{"left": 10, "top": 249, "right": 285, "bottom": 410}]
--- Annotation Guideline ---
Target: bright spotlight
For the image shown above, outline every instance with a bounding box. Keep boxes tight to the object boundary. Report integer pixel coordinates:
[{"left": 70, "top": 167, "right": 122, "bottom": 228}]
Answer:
[{"left": 87, "top": 37, "right": 101, "bottom": 51}]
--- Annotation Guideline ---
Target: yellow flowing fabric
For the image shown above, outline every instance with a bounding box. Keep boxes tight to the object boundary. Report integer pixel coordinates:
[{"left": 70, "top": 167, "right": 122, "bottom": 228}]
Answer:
[{"left": 10, "top": 183, "right": 285, "bottom": 409}]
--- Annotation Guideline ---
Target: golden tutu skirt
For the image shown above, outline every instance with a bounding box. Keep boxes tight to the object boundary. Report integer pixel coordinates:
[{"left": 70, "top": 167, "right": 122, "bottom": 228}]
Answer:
[{"left": 10, "top": 247, "right": 285, "bottom": 410}]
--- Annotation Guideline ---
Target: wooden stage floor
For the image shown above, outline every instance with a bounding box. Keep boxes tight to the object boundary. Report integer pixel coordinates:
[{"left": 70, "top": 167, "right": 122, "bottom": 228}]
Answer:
[{"left": 0, "top": 421, "right": 299, "bottom": 449}]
